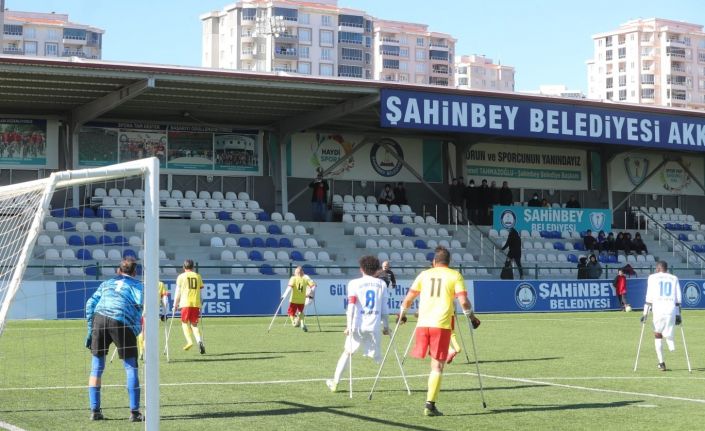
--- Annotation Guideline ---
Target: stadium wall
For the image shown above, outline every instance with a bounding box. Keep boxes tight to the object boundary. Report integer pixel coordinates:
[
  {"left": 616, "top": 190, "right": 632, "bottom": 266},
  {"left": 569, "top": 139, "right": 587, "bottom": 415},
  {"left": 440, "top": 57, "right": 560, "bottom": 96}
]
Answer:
[{"left": 8, "top": 278, "right": 705, "bottom": 320}]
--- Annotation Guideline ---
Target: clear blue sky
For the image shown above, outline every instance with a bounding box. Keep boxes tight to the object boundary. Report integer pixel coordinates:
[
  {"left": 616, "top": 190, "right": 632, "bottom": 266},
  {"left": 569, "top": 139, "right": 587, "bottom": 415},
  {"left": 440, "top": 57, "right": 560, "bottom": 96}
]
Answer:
[{"left": 8, "top": 0, "right": 705, "bottom": 92}]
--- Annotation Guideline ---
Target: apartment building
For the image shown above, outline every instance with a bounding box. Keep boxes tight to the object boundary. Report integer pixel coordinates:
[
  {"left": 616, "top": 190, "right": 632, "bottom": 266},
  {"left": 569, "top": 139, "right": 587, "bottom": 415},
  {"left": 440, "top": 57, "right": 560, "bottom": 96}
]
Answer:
[
  {"left": 455, "top": 55, "right": 514, "bottom": 91},
  {"left": 587, "top": 18, "right": 705, "bottom": 110},
  {"left": 1, "top": 10, "right": 103, "bottom": 59},
  {"left": 525, "top": 84, "right": 585, "bottom": 99},
  {"left": 201, "top": 0, "right": 456, "bottom": 87}
]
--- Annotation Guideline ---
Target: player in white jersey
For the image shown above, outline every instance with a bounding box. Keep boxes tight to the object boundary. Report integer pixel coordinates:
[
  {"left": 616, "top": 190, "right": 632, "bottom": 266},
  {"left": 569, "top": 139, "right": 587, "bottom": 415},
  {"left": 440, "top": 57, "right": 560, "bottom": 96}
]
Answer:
[
  {"left": 326, "top": 255, "right": 389, "bottom": 392},
  {"left": 641, "top": 261, "right": 682, "bottom": 371}
]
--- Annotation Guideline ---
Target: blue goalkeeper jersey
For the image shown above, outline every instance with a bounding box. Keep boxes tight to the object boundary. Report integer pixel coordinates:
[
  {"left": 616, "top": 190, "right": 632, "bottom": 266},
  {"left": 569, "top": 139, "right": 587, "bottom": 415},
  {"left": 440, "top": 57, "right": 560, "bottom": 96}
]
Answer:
[{"left": 86, "top": 274, "right": 144, "bottom": 336}]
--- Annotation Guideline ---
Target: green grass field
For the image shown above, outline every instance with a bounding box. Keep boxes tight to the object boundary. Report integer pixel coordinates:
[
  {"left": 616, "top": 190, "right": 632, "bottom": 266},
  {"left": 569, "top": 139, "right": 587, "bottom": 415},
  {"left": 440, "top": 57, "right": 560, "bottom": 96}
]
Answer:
[{"left": 2, "top": 311, "right": 705, "bottom": 430}]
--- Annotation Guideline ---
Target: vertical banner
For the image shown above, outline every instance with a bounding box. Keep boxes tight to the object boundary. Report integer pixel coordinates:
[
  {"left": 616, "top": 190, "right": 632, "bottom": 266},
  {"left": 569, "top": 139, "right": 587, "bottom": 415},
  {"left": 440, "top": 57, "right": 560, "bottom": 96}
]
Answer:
[{"left": 493, "top": 205, "right": 612, "bottom": 233}]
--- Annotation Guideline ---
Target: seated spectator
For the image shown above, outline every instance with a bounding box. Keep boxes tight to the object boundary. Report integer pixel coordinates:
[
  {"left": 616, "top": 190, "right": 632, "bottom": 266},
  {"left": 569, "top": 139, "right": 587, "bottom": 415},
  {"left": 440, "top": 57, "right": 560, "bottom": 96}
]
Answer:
[
  {"left": 378, "top": 184, "right": 395, "bottom": 205},
  {"left": 577, "top": 256, "right": 588, "bottom": 279},
  {"left": 632, "top": 232, "right": 648, "bottom": 255},
  {"left": 596, "top": 231, "right": 607, "bottom": 252},
  {"left": 583, "top": 229, "right": 597, "bottom": 252},
  {"left": 541, "top": 198, "right": 551, "bottom": 208},
  {"left": 586, "top": 254, "right": 602, "bottom": 279},
  {"left": 615, "top": 232, "right": 632, "bottom": 255},
  {"left": 527, "top": 193, "right": 541, "bottom": 207},
  {"left": 565, "top": 195, "right": 581, "bottom": 208},
  {"left": 602, "top": 232, "right": 616, "bottom": 254},
  {"left": 392, "top": 182, "right": 407, "bottom": 205},
  {"left": 623, "top": 232, "right": 634, "bottom": 255}
]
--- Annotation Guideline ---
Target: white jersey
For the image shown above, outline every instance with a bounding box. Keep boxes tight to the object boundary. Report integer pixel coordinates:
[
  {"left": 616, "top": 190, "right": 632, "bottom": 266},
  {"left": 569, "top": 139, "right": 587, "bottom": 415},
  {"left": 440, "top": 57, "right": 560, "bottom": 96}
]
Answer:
[
  {"left": 347, "top": 275, "right": 388, "bottom": 333},
  {"left": 645, "top": 272, "right": 682, "bottom": 317}
]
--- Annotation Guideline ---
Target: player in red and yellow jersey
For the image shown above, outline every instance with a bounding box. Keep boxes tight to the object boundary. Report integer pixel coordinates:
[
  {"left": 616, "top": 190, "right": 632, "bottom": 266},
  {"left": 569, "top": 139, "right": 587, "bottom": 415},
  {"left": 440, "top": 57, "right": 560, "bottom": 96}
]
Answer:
[
  {"left": 399, "top": 246, "right": 478, "bottom": 417},
  {"left": 283, "top": 266, "right": 316, "bottom": 332},
  {"left": 172, "top": 259, "right": 206, "bottom": 354}
]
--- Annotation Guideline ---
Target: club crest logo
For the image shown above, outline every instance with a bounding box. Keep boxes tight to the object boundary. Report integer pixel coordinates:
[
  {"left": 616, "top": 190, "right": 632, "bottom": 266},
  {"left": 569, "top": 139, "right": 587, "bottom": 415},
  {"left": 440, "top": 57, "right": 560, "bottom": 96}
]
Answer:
[
  {"left": 515, "top": 283, "right": 537, "bottom": 310},
  {"left": 500, "top": 210, "right": 517, "bottom": 229},
  {"left": 589, "top": 212, "right": 605, "bottom": 231},
  {"left": 682, "top": 281, "right": 702, "bottom": 307},
  {"left": 624, "top": 156, "right": 649, "bottom": 186},
  {"left": 370, "top": 138, "right": 404, "bottom": 177}
]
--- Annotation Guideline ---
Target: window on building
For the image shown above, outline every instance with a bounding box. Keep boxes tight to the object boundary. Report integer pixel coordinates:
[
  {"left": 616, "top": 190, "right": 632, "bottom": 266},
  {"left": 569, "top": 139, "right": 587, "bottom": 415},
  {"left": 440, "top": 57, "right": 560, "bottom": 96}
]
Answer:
[
  {"left": 399, "top": 47, "right": 409, "bottom": 57},
  {"left": 338, "top": 32, "right": 362, "bottom": 44},
  {"left": 299, "top": 13, "right": 310, "bottom": 24},
  {"left": 299, "top": 46, "right": 309, "bottom": 58},
  {"left": 47, "top": 29, "right": 60, "bottom": 41},
  {"left": 399, "top": 73, "right": 409, "bottom": 82},
  {"left": 399, "top": 61, "right": 408, "bottom": 71},
  {"left": 606, "top": 50, "right": 613, "bottom": 61},
  {"left": 416, "top": 37, "right": 425, "bottom": 47},
  {"left": 320, "top": 63, "right": 334, "bottom": 76},
  {"left": 698, "top": 51, "right": 705, "bottom": 62},
  {"left": 298, "top": 28, "right": 311, "bottom": 43},
  {"left": 618, "top": 89, "right": 626, "bottom": 100},
  {"left": 365, "top": 52, "right": 371, "bottom": 65},
  {"left": 382, "top": 59, "right": 399, "bottom": 69},
  {"left": 618, "top": 75, "right": 626, "bottom": 86},
  {"left": 606, "top": 77, "right": 613, "bottom": 88},
  {"left": 606, "top": 91, "right": 613, "bottom": 100},
  {"left": 365, "top": 36, "right": 371, "bottom": 48},
  {"left": 415, "top": 63, "right": 426, "bottom": 73},
  {"left": 321, "top": 15, "right": 332, "bottom": 26},
  {"left": 45, "top": 43, "right": 58, "bottom": 56},
  {"left": 63, "top": 28, "right": 87, "bottom": 40},
  {"left": 618, "top": 47, "right": 626, "bottom": 59},
  {"left": 3, "top": 25, "right": 22, "bottom": 36},
  {"left": 242, "top": 8, "right": 256, "bottom": 21},
  {"left": 341, "top": 47, "right": 363, "bottom": 61},
  {"left": 459, "top": 77, "right": 468, "bottom": 85},
  {"left": 640, "top": 74, "right": 655, "bottom": 84},
  {"left": 338, "top": 64, "right": 362, "bottom": 78},
  {"left": 399, "top": 36, "right": 408, "bottom": 45},
  {"left": 24, "top": 41, "right": 37, "bottom": 55},
  {"left": 605, "top": 36, "right": 612, "bottom": 47},
  {"left": 273, "top": 7, "right": 298, "bottom": 21},
  {"left": 320, "top": 30, "right": 333, "bottom": 46},
  {"left": 339, "top": 14, "right": 364, "bottom": 28},
  {"left": 23, "top": 27, "right": 36, "bottom": 39},
  {"left": 321, "top": 47, "right": 332, "bottom": 60},
  {"left": 415, "top": 49, "right": 425, "bottom": 60},
  {"left": 298, "top": 62, "right": 311, "bottom": 74}
]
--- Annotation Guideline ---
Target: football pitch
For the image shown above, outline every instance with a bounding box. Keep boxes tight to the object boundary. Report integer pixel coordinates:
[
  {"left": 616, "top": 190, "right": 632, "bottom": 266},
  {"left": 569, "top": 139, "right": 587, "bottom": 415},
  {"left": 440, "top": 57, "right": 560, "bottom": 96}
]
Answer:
[{"left": 2, "top": 311, "right": 705, "bottom": 430}]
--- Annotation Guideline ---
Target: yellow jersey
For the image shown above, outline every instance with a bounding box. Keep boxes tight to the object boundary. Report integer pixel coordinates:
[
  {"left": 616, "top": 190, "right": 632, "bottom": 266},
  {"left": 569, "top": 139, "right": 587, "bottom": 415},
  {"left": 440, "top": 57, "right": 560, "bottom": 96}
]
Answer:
[
  {"left": 288, "top": 275, "right": 315, "bottom": 305},
  {"left": 158, "top": 281, "right": 169, "bottom": 298},
  {"left": 410, "top": 266, "right": 466, "bottom": 329},
  {"left": 176, "top": 271, "right": 204, "bottom": 308}
]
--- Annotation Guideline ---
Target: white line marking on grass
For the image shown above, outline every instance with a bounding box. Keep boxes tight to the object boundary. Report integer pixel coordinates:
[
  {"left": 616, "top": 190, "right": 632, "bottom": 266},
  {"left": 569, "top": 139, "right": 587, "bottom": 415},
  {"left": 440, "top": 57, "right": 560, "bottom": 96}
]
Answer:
[
  {"left": 0, "top": 420, "right": 28, "bottom": 431},
  {"left": 523, "top": 376, "right": 705, "bottom": 381}
]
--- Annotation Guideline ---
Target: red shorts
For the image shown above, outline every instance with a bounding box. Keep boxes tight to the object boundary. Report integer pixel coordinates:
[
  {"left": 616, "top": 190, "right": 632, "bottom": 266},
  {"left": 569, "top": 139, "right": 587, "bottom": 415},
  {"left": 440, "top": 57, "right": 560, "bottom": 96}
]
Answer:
[
  {"left": 287, "top": 302, "right": 305, "bottom": 316},
  {"left": 180, "top": 307, "right": 201, "bottom": 325},
  {"left": 411, "top": 327, "right": 452, "bottom": 362}
]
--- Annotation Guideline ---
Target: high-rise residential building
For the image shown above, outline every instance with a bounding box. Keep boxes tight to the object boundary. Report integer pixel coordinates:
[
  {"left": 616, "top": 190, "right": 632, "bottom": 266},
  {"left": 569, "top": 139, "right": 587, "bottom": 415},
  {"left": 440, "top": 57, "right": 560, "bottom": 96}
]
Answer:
[
  {"left": 526, "top": 84, "right": 585, "bottom": 99},
  {"left": 201, "top": 0, "right": 456, "bottom": 87},
  {"left": 454, "top": 55, "right": 514, "bottom": 91},
  {"left": 1, "top": 11, "right": 103, "bottom": 59},
  {"left": 587, "top": 18, "right": 705, "bottom": 110}
]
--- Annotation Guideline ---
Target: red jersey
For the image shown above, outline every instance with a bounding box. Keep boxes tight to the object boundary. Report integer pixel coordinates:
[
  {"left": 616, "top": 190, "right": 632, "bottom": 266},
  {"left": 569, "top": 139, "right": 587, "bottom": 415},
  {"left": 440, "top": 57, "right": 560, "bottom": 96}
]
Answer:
[{"left": 614, "top": 275, "right": 627, "bottom": 295}]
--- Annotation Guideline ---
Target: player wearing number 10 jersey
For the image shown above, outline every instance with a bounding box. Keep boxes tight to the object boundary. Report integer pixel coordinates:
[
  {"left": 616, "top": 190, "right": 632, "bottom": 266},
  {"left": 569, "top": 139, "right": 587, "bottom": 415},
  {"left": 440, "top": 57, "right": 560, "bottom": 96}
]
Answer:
[
  {"left": 326, "top": 256, "right": 389, "bottom": 392},
  {"left": 643, "top": 260, "right": 682, "bottom": 371},
  {"left": 173, "top": 259, "right": 206, "bottom": 354}
]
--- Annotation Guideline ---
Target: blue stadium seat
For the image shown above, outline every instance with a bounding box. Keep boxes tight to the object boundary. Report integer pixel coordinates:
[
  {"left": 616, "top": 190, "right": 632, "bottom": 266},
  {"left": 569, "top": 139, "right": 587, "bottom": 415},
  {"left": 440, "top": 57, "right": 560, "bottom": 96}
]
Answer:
[
  {"left": 695, "top": 244, "right": 705, "bottom": 253},
  {"left": 66, "top": 208, "right": 80, "bottom": 218},
  {"left": 113, "top": 235, "right": 128, "bottom": 246},
  {"left": 426, "top": 252, "right": 435, "bottom": 261},
  {"left": 265, "top": 237, "right": 279, "bottom": 248},
  {"left": 257, "top": 212, "right": 271, "bottom": 222},
  {"left": 267, "top": 224, "right": 282, "bottom": 235},
  {"left": 540, "top": 230, "right": 549, "bottom": 238},
  {"left": 82, "top": 208, "right": 96, "bottom": 218},
  {"left": 390, "top": 215, "right": 403, "bottom": 224},
  {"left": 608, "top": 254, "right": 618, "bottom": 263},
  {"left": 302, "top": 264, "right": 317, "bottom": 276},
  {"left": 123, "top": 249, "right": 137, "bottom": 259},
  {"left": 238, "top": 237, "right": 251, "bottom": 248},
  {"left": 684, "top": 224, "right": 692, "bottom": 231},
  {"left": 60, "top": 221, "right": 75, "bottom": 231},
  {"left": 227, "top": 223, "right": 241, "bottom": 234},
  {"left": 679, "top": 233, "right": 689, "bottom": 241},
  {"left": 98, "top": 235, "right": 112, "bottom": 245},
  {"left": 84, "top": 235, "right": 98, "bottom": 246},
  {"left": 135, "top": 264, "right": 143, "bottom": 276},
  {"left": 76, "top": 249, "right": 92, "bottom": 260},
  {"left": 553, "top": 242, "right": 565, "bottom": 251},
  {"left": 68, "top": 235, "right": 83, "bottom": 246},
  {"left": 50, "top": 209, "right": 65, "bottom": 217},
  {"left": 248, "top": 250, "right": 263, "bottom": 261},
  {"left": 414, "top": 239, "right": 428, "bottom": 249},
  {"left": 104, "top": 222, "right": 120, "bottom": 232},
  {"left": 84, "top": 266, "right": 99, "bottom": 277},
  {"left": 290, "top": 250, "right": 304, "bottom": 261},
  {"left": 567, "top": 254, "right": 578, "bottom": 263},
  {"left": 95, "top": 208, "right": 111, "bottom": 218},
  {"left": 218, "top": 211, "right": 232, "bottom": 221},
  {"left": 551, "top": 231, "right": 561, "bottom": 239},
  {"left": 573, "top": 242, "right": 585, "bottom": 251},
  {"left": 252, "top": 237, "right": 266, "bottom": 248},
  {"left": 259, "top": 263, "right": 275, "bottom": 275},
  {"left": 402, "top": 227, "right": 414, "bottom": 237},
  {"left": 279, "top": 237, "right": 292, "bottom": 248}
]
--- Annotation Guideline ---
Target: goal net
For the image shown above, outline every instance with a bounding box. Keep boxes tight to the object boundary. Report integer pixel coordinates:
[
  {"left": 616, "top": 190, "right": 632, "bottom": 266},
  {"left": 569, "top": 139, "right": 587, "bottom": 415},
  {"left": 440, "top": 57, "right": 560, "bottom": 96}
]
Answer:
[{"left": 0, "top": 157, "right": 160, "bottom": 430}]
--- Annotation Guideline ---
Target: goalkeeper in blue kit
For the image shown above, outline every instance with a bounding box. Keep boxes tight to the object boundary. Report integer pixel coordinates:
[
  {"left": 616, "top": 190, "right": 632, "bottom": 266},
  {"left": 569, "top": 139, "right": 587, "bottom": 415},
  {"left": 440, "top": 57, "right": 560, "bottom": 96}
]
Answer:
[{"left": 85, "top": 259, "right": 144, "bottom": 422}]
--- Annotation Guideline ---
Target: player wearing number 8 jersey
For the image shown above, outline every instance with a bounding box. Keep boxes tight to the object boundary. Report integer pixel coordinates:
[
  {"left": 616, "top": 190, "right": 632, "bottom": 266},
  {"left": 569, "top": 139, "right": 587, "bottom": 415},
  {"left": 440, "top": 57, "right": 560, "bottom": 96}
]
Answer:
[
  {"left": 173, "top": 259, "right": 206, "bottom": 354},
  {"left": 399, "top": 246, "right": 477, "bottom": 416},
  {"left": 643, "top": 261, "right": 682, "bottom": 371},
  {"left": 326, "top": 256, "right": 389, "bottom": 392}
]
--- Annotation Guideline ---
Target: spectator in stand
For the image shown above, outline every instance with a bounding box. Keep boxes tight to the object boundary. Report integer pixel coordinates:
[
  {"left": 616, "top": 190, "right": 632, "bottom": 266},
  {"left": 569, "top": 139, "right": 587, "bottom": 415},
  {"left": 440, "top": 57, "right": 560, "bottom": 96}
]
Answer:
[
  {"left": 308, "top": 172, "right": 329, "bottom": 222},
  {"left": 378, "top": 184, "right": 395, "bottom": 206},
  {"left": 478, "top": 179, "right": 491, "bottom": 224},
  {"left": 449, "top": 178, "right": 464, "bottom": 223},
  {"left": 623, "top": 232, "right": 634, "bottom": 255},
  {"left": 586, "top": 254, "right": 602, "bottom": 279},
  {"left": 596, "top": 231, "right": 607, "bottom": 254},
  {"left": 465, "top": 179, "right": 479, "bottom": 224},
  {"left": 489, "top": 181, "right": 500, "bottom": 224},
  {"left": 501, "top": 227, "right": 523, "bottom": 279},
  {"left": 565, "top": 195, "right": 581, "bottom": 208},
  {"left": 499, "top": 181, "right": 513, "bottom": 206},
  {"left": 541, "top": 198, "right": 551, "bottom": 208},
  {"left": 603, "top": 232, "right": 617, "bottom": 255},
  {"left": 576, "top": 256, "right": 588, "bottom": 279},
  {"left": 393, "top": 182, "right": 407, "bottom": 205},
  {"left": 615, "top": 232, "right": 627, "bottom": 255},
  {"left": 527, "top": 193, "right": 542, "bottom": 207},
  {"left": 583, "top": 229, "right": 597, "bottom": 252},
  {"left": 632, "top": 232, "right": 648, "bottom": 255}
]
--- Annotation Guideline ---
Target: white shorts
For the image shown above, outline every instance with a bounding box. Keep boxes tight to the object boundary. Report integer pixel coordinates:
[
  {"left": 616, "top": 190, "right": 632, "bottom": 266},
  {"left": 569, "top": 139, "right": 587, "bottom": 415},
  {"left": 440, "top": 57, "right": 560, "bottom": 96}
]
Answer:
[
  {"left": 652, "top": 313, "right": 675, "bottom": 338},
  {"left": 343, "top": 330, "right": 382, "bottom": 363}
]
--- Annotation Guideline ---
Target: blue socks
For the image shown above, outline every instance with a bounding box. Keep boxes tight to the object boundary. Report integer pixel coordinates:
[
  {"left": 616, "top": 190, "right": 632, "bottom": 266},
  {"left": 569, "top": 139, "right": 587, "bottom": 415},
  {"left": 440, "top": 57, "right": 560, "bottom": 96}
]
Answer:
[
  {"left": 89, "top": 355, "right": 105, "bottom": 410},
  {"left": 124, "top": 356, "right": 140, "bottom": 411}
]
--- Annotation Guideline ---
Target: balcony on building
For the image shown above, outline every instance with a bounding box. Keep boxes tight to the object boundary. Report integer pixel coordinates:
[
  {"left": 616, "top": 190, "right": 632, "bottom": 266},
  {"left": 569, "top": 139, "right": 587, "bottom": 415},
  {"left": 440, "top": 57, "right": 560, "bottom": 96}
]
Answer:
[
  {"left": 241, "top": 8, "right": 256, "bottom": 23},
  {"left": 429, "top": 39, "right": 449, "bottom": 50},
  {"left": 432, "top": 65, "right": 449, "bottom": 74},
  {"left": 666, "top": 35, "right": 690, "bottom": 46},
  {"left": 341, "top": 47, "right": 363, "bottom": 62},
  {"left": 669, "top": 89, "right": 687, "bottom": 101},
  {"left": 338, "top": 65, "right": 363, "bottom": 78},
  {"left": 666, "top": 46, "right": 686, "bottom": 58},
  {"left": 382, "top": 59, "right": 399, "bottom": 70},
  {"left": 241, "top": 29, "right": 256, "bottom": 40},
  {"left": 63, "top": 28, "right": 87, "bottom": 45},
  {"left": 240, "top": 47, "right": 254, "bottom": 60},
  {"left": 2, "top": 46, "right": 24, "bottom": 55},
  {"left": 338, "top": 31, "right": 363, "bottom": 46},
  {"left": 273, "top": 7, "right": 297, "bottom": 22},
  {"left": 62, "top": 49, "right": 86, "bottom": 58},
  {"left": 380, "top": 45, "right": 400, "bottom": 56},
  {"left": 86, "top": 32, "right": 102, "bottom": 48},
  {"left": 429, "top": 50, "right": 449, "bottom": 62},
  {"left": 274, "top": 44, "right": 297, "bottom": 58},
  {"left": 429, "top": 76, "right": 449, "bottom": 86},
  {"left": 666, "top": 75, "right": 689, "bottom": 88},
  {"left": 338, "top": 14, "right": 364, "bottom": 33},
  {"left": 273, "top": 64, "right": 296, "bottom": 73},
  {"left": 3, "top": 24, "right": 23, "bottom": 40},
  {"left": 278, "top": 32, "right": 298, "bottom": 42},
  {"left": 381, "top": 34, "right": 400, "bottom": 44}
]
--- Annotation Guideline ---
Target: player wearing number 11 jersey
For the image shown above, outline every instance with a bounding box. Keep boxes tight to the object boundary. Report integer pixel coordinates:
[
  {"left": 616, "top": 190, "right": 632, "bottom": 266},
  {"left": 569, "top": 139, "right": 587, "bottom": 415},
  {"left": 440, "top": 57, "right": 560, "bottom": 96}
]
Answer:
[
  {"left": 327, "top": 256, "right": 389, "bottom": 392},
  {"left": 643, "top": 260, "right": 682, "bottom": 371}
]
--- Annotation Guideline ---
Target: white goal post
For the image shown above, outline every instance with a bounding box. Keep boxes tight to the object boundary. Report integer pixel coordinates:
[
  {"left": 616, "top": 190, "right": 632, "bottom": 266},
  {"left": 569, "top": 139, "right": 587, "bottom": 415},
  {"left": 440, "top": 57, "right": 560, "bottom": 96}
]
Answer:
[{"left": 0, "top": 157, "right": 160, "bottom": 431}]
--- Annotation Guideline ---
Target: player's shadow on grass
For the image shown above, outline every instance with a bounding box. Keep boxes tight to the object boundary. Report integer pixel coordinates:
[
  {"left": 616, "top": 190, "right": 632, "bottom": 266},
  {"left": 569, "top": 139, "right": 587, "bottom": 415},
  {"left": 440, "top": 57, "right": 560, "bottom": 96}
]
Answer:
[
  {"left": 475, "top": 356, "right": 562, "bottom": 365},
  {"left": 169, "top": 356, "right": 282, "bottom": 363},
  {"left": 204, "top": 350, "right": 323, "bottom": 357},
  {"left": 373, "top": 383, "right": 545, "bottom": 395},
  {"left": 163, "top": 400, "right": 440, "bottom": 431},
  {"left": 450, "top": 400, "right": 643, "bottom": 416}
]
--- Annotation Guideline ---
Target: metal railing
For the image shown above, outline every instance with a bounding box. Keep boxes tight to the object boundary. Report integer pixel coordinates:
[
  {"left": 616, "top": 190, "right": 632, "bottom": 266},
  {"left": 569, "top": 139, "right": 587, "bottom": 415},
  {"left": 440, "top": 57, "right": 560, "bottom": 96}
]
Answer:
[{"left": 633, "top": 209, "right": 705, "bottom": 272}]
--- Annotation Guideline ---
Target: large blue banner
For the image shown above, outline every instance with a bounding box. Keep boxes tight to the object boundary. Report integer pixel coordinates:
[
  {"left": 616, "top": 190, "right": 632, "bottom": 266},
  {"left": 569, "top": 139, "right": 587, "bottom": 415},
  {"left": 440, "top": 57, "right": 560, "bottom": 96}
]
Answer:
[
  {"left": 473, "top": 278, "right": 705, "bottom": 313},
  {"left": 56, "top": 279, "right": 282, "bottom": 319},
  {"left": 492, "top": 205, "right": 612, "bottom": 233},
  {"left": 380, "top": 89, "right": 705, "bottom": 151}
]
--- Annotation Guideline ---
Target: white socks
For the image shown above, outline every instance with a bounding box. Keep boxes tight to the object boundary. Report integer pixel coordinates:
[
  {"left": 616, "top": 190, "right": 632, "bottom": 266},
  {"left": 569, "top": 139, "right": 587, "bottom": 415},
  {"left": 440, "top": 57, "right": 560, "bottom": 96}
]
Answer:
[
  {"left": 665, "top": 337, "right": 675, "bottom": 352},
  {"left": 333, "top": 352, "right": 349, "bottom": 384},
  {"left": 655, "top": 339, "right": 664, "bottom": 363}
]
